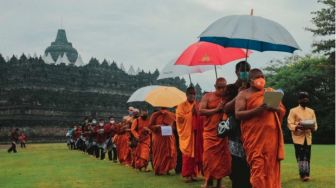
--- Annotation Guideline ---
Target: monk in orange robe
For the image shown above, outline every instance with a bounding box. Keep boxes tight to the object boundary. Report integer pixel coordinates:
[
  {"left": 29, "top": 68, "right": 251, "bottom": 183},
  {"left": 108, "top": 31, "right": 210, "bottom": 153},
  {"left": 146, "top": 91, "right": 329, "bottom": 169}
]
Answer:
[
  {"left": 176, "top": 86, "right": 203, "bottom": 182},
  {"left": 131, "top": 109, "right": 151, "bottom": 172},
  {"left": 199, "top": 78, "right": 231, "bottom": 188},
  {"left": 149, "top": 108, "right": 177, "bottom": 175},
  {"left": 113, "top": 116, "right": 132, "bottom": 166},
  {"left": 235, "top": 69, "right": 286, "bottom": 188}
]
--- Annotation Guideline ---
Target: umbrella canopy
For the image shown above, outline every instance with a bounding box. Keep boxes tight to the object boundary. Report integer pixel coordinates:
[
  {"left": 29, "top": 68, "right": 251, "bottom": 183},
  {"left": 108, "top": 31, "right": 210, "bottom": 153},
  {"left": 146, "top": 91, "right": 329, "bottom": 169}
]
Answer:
[
  {"left": 127, "top": 85, "right": 160, "bottom": 103},
  {"left": 199, "top": 15, "right": 300, "bottom": 53},
  {"left": 127, "top": 86, "right": 186, "bottom": 108},
  {"left": 145, "top": 86, "right": 186, "bottom": 108},
  {"left": 157, "top": 59, "right": 213, "bottom": 80},
  {"left": 175, "top": 41, "right": 248, "bottom": 66}
]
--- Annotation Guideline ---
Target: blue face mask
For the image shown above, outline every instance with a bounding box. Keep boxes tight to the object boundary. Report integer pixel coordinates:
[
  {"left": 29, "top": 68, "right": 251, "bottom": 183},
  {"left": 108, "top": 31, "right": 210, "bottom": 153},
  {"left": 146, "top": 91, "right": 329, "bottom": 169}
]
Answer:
[{"left": 239, "top": 72, "right": 249, "bottom": 81}]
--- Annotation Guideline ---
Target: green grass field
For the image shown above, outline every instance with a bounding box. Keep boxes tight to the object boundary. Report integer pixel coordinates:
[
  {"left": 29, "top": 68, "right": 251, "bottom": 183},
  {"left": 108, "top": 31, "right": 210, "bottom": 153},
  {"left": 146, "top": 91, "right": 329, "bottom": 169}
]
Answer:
[{"left": 0, "top": 143, "right": 334, "bottom": 188}]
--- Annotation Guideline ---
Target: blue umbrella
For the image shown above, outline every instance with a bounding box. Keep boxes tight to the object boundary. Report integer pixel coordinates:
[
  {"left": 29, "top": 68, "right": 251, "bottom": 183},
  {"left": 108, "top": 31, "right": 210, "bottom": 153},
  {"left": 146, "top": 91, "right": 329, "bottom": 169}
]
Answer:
[{"left": 199, "top": 14, "right": 300, "bottom": 53}]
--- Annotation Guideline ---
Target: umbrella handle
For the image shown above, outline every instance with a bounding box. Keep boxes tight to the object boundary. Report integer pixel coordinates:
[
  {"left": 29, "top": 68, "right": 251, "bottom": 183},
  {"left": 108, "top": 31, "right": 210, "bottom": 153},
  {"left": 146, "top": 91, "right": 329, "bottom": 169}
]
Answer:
[
  {"left": 188, "top": 74, "right": 193, "bottom": 86},
  {"left": 214, "top": 65, "right": 218, "bottom": 79}
]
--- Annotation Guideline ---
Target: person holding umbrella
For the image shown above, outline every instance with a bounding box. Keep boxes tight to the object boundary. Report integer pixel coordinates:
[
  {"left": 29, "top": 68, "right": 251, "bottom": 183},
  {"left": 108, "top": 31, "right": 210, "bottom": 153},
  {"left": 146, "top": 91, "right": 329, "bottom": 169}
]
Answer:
[
  {"left": 224, "top": 61, "right": 252, "bottom": 188},
  {"left": 235, "top": 69, "right": 286, "bottom": 188}
]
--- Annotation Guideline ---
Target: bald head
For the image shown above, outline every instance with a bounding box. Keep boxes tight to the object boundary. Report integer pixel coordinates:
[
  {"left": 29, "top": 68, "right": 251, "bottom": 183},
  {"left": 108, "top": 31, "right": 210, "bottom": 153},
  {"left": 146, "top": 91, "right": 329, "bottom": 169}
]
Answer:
[
  {"left": 214, "top": 77, "right": 227, "bottom": 96},
  {"left": 249, "top": 68, "right": 264, "bottom": 81},
  {"left": 215, "top": 77, "right": 227, "bottom": 85}
]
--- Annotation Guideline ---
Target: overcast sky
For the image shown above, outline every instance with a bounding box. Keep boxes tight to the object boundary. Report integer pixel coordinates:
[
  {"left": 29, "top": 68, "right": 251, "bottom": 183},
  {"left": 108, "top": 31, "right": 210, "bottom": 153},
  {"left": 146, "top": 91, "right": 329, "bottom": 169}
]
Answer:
[{"left": 0, "top": 0, "right": 321, "bottom": 91}]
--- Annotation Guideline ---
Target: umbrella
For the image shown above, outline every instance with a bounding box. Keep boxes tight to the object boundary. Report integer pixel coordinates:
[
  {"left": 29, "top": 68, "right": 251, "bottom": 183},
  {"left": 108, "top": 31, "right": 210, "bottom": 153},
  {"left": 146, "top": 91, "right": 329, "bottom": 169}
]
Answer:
[
  {"left": 157, "top": 59, "right": 214, "bottom": 84},
  {"left": 127, "top": 85, "right": 160, "bottom": 103},
  {"left": 127, "top": 86, "right": 186, "bottom": 108},
  {"left": 174, "top": 41, "right": 249, "bottom": 78},
  {"left": 199, "top": 14, "right": 300, "bottom": 53},
  {"left": 145, "top": 86, "right": 186, "bottom": 107}
]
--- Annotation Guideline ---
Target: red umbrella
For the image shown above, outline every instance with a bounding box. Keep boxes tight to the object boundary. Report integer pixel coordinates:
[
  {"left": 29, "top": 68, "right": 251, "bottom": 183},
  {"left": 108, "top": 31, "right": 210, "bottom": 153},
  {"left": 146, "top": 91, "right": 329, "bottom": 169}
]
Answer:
[{"left": 175, "top": 41, "right": 250, "bottom": 78}]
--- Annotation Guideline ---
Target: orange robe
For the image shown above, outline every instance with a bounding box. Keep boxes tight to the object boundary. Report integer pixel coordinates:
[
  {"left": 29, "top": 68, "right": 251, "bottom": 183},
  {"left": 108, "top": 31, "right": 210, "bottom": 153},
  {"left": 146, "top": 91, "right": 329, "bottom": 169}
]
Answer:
[
  {"left": 202, "top": 92, "right": 231, "bottom": 181},
  {"left": 176, "top": 101, "right": 203, "bottom": 177},
  {"left": 131, "top": 117, "right": 151, "bottom": 169},
  {"left": 149, "top": 111, "right": 177, "bottom": 175},
  {"left": 240, "top": 89, "right": 285, "bottom": 188},
  {"left": 113, "top": 124, "right": 132, "bottom": 165}
]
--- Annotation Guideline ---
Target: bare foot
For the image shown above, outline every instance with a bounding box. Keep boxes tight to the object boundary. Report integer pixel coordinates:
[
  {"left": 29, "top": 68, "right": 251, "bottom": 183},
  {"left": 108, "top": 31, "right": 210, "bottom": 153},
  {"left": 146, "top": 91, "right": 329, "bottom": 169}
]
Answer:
[
  {"left": 191, "top": 177, "right": 198, "bottom": 182},
  {"left": 184, "top": 177, "right": 193, "bottom": 183},
  {"left": 201, "top": 184, "right": 209, "bottom": 188}
]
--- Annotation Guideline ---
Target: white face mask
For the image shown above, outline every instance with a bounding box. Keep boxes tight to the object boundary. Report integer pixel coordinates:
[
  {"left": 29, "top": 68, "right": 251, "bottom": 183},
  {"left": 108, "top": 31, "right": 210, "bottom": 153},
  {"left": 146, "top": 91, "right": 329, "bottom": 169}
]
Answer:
[
  {"left": 110, "top": 120, "right": 115, "bottom": 124},
  {"left": 99, "top": 123, "right": 104, "bottom": 126}
]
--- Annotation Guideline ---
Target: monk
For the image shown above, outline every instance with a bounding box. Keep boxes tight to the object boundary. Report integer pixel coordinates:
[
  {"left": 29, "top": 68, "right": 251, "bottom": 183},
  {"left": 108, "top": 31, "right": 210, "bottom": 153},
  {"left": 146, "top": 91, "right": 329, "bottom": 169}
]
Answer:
[
  {"left": 235, "top": 69, "right": 286, "bottom": 188},
  {"left": 113, "top": 116, "right": 132, "bottom": 166},
  {"left": 131, "top": 109, "right": 151, "bottom": 172},
  {"left": 129, "top": 108, "right": 140, "bottom": 168},
  {"left": 176, "top": 86, "right": 203, "bottom": 182},
  {"left": 199, "top": 77, "right": 231, "bottom": 188},
  {"left": 149, "top": 107, "right": 177, "bottom": 175}
]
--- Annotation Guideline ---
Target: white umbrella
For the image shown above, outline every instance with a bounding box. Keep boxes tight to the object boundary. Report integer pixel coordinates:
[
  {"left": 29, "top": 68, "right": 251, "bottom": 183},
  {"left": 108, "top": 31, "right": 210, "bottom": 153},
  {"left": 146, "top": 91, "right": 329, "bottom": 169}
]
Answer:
[
  {"left": 127, "top": 85, "right": 160, "bottom": 103},
  {"left": 157, "top": 59, "right": 214, "bottom": 83},
  {"left": 199, "top": 14, "right": 300, "bottom": 53}
]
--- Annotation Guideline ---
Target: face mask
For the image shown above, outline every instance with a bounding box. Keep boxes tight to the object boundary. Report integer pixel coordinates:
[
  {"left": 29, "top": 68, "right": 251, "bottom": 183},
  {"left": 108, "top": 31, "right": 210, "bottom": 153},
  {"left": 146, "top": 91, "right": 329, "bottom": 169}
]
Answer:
[
  {"left": 99, "top": 123, "right": 104, "bottom": 126},
  {"left": 252, "top": 78, "right": 265, "bottom": 90},
  {"left": 239, "top": 72, "right": 249, "bottom": 81},
  {"left": 110, "top": 120, "right": 115, "bottom": 124},
  {"left": 92, "top": 120, "right": 97, "bottom": 124},
  {"left": 299, "top": 101, "right": 309, "bottom": 107}
]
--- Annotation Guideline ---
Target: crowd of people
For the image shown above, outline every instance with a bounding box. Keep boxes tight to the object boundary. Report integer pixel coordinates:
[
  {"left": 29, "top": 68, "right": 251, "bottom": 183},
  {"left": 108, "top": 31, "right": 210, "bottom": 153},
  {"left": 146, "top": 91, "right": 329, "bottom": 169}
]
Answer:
[{"left": 65, "top": 60, "right": 318, "bottom": 188}]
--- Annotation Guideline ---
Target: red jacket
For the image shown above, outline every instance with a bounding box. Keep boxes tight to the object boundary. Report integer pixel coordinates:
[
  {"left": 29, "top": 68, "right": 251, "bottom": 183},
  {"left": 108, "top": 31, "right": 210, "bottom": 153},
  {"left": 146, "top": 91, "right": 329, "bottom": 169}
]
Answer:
[
  {"left": 19, "top": 134, "right": 27, "bottom": 142},
  {"left": 94, "top": 125, "right": 112, "bottom": 144},
  {"left": 74, "top": 129, "right": 82, "bottom": 140}
]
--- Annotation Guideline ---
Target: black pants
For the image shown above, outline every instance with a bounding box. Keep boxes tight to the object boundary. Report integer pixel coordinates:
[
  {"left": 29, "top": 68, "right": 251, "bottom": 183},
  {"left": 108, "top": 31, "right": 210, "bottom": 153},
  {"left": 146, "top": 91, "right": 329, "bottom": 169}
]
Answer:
[
  {"left": 107, "top": 147, "right": 118, "bottom": 161},
  {"left": 95, "top": 146, "right": 105, "bottom": 160},
  {"left": 230, "top": 155, "right": 251, "bottom": 188},
  {"left": 20, "top": 142, "right": 26, "bottom": 148},
  {"left": 294, "top": 140, "right": 311, "bottom": 178},
  {"left": 8, "top": 142, "right": 17, "bottom": 153},
  {"left": 175, "top": 149, "right": 182, "bottom": 174},
  {"left": 87, "top": 145, "right": 95, "bottom": 155},
  {"left": 112, "top": 147, "right": 118, "bottom": 161}
]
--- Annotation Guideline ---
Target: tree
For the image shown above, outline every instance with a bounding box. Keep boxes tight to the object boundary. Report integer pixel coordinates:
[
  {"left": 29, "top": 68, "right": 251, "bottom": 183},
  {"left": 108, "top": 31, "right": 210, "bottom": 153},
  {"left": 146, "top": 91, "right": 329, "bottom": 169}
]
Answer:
[
  {"left": 266, "top": 56, "right": 335, "bottom": 144},
  {"left": 306, "top": 0, "right": 335, "bottom": 56}
]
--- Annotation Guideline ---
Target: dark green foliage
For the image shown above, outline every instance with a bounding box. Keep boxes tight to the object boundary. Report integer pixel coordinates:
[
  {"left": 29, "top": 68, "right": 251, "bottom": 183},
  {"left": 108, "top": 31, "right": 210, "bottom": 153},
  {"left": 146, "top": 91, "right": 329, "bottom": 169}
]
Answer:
[
  {"left": 306, "top": 0, "right": 335, "bottom": 56},
  {"left": 265, "top": 55, "right": 335, "bottom": 144}
]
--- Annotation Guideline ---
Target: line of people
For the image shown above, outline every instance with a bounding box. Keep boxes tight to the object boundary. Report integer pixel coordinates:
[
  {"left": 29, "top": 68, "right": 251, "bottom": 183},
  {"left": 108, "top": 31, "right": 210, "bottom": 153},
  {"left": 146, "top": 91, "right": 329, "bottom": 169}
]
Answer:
[{"left": 66, "top": 60, "right": 318, "bottom": 188}]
